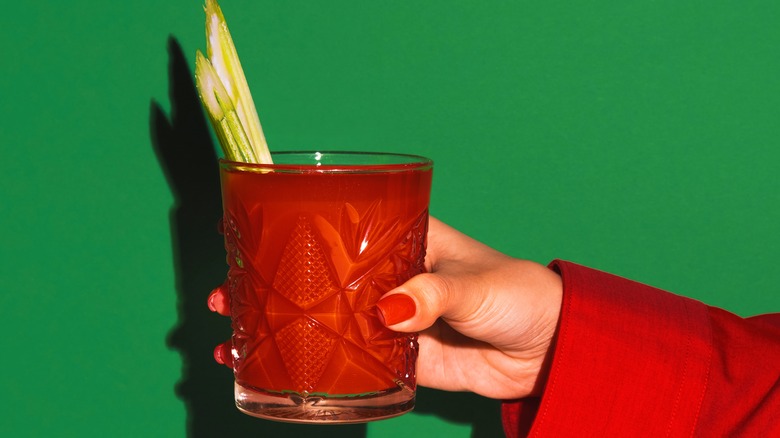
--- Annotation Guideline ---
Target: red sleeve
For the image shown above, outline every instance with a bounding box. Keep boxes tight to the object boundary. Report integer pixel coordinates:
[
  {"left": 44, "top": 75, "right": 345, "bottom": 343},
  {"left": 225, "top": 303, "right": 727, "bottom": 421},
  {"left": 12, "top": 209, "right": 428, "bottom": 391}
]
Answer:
[{"left": 502, "top": 260, "right": 780, "bottom": 437}]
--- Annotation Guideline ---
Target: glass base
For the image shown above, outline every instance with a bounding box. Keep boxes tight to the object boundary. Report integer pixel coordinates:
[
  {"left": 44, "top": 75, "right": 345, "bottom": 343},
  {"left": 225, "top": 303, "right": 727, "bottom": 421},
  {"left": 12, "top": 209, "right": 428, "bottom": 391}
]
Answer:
[{"left": 234, "top": 382, "right": 415, "bottom": 424}]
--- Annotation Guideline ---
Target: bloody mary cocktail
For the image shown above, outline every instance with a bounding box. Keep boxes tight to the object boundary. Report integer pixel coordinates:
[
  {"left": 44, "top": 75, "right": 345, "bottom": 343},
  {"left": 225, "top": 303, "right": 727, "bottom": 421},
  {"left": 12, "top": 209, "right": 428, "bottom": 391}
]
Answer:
[{"left": 219, "top": 151, "right": 432, "bottom": 423}]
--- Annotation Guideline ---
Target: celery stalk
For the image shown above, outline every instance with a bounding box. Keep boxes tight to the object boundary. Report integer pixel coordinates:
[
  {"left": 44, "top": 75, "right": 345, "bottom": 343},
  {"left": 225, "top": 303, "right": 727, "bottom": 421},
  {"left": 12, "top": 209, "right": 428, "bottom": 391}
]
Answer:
[
  {"left": 203, "top": 0, "right": 272, "bottom": 164},
  {"left": 195, "top": 50, "right": 258, "bottom": 163}
]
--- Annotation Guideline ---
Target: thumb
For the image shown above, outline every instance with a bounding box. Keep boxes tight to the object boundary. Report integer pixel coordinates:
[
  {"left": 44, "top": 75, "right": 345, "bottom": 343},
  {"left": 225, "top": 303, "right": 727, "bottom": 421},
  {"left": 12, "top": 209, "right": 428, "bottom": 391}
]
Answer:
[{"left": 376, "top": 273, "right": 454, "bottom": 332}]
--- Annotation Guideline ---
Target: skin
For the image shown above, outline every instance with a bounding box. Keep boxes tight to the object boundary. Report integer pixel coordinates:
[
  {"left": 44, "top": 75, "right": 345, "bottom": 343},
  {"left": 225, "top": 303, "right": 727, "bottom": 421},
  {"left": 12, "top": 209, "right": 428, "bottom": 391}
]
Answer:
[
  {"left": 383, "top": 217, "right": 563, "bottom": 399},
  {"left": 209, "top": 216, "right": 563, "bottom": 400}
]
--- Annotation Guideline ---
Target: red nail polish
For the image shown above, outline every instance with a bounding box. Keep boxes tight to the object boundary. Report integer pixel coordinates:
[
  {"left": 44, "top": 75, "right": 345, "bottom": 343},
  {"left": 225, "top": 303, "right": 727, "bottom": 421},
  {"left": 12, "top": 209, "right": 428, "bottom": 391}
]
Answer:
[
  {"left": 213, "top": 344, "right": 225, "bottom": 364},
  {"left": 207, "top": 290, "right": 219, "bottom": 312},
  {"left": 376, "top": 294, "right": 416, "bottom": 326},
  {"left": 207, "top": 284, "right": 230, "bottom": 316},
  {"left": 213, "top": 342, "right": 234, "bottom": 368}
]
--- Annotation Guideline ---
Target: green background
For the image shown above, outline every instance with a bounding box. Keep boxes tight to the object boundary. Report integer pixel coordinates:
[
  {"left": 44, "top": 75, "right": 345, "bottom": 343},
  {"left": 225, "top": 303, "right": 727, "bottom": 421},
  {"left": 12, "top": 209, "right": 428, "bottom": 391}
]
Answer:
[{"left": 2, "top": 1, "right": 778, "bottom": 436}]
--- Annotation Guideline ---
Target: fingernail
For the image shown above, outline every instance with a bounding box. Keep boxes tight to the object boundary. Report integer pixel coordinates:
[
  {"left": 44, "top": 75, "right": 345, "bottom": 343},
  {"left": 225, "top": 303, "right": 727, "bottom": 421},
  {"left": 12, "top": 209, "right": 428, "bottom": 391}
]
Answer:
[
  {"left": 213, "top": 342, "right": 234, "bottom": 368},
  {"left": 213, "top": 344, "right": 225, "bottom": 364},
  {"left": 376, "top": 294, "right": 416, "bottom": 326},
  {"left": 207, "top": 284, "right": 229, "bottom": 315}
]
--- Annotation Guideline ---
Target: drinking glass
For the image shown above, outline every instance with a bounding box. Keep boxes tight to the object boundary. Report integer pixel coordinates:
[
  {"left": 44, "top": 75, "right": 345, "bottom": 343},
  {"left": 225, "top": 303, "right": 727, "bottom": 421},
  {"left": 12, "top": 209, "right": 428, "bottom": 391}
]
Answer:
[{"left": 218, "top": 151, "right": 433, "bottom": 423}]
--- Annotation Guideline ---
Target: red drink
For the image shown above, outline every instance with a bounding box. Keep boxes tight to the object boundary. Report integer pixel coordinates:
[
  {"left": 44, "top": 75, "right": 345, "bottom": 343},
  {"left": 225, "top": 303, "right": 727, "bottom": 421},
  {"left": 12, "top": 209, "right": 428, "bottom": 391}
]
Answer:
[{"left": 219, "top": 152, "right": 432, "bottom": 423}]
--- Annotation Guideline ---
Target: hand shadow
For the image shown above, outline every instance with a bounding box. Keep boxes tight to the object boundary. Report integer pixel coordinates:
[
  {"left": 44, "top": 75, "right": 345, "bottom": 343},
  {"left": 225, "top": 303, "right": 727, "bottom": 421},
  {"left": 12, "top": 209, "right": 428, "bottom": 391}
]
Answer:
[
  {"left": 149, "top": 35, "right": 366, "bottom": 438},
  {"left": 414, "top": 387, "right": 505, "bottom": 437}
]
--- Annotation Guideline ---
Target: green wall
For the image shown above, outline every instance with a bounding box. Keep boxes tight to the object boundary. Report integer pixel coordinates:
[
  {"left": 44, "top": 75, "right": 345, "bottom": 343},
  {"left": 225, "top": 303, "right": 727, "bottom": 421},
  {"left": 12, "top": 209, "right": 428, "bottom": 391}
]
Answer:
[{"left": 2, "top": 1, "right": 778, "bottom": 436}]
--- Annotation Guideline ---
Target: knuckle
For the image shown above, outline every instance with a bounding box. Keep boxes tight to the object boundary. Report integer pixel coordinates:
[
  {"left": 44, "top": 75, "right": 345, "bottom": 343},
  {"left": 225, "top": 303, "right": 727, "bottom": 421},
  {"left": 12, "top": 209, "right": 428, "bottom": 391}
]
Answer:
[{"left": 406, "top": 272, "right": 452, "bottom": 310}]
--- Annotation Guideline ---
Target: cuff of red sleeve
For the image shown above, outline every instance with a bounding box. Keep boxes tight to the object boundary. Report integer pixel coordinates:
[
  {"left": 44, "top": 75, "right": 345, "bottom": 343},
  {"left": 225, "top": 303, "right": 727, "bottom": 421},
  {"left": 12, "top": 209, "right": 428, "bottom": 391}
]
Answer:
[{"left": 503, "top": 260, "right": 712, "bottom": 437}]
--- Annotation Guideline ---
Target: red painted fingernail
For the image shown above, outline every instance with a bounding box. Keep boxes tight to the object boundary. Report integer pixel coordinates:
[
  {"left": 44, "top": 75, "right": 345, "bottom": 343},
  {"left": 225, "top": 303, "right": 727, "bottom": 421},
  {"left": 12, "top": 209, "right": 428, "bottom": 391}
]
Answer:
[
  {"left": 213, "top": 342, "right": 233, "bottom": 368},
  {"left": 376, "top": 294, "right": 416, "bottom": 326},
  {"left": 213, "top": 344, "right": 225, "bottom": 364},
  {"left": 207, "top": 290, "right": 219, "bottom": 312},
  {"left": 207, "top": 284, "right": 230, "bottom": 315}
]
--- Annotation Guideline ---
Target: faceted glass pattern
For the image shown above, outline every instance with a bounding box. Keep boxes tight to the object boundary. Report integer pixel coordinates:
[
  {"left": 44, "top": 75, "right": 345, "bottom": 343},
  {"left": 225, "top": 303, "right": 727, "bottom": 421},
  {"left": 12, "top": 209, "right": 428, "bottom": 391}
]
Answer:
[{"left": 225, "top": 205, "right": 426, "bottom": 396}]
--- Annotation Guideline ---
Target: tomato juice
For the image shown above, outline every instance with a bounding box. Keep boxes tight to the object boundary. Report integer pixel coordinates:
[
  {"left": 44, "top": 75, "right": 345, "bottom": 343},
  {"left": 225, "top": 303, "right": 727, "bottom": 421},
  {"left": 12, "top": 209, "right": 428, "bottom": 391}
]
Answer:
[{"left": 219, "top": 152, "right": 432, "bottom": 422}]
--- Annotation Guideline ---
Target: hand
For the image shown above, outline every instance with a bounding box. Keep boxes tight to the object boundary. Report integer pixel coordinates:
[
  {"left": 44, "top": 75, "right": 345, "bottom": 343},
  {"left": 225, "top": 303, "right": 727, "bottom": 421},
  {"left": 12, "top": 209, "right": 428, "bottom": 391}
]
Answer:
[
  {"left": 375, "top": 217, "right": 562, "bottom": 399},
  {"left": 208, "top": 216, "right": 563, "bottom": 400}
]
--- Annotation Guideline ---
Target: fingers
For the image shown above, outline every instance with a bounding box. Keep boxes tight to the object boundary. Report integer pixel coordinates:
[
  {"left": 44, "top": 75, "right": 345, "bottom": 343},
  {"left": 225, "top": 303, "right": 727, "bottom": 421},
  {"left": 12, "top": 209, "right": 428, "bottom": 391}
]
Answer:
[
  {"left": 377, "top": 272, "right": 464, "bottom": 333},
  {"left": 424, "top": 216, "right": 457, "bottom": 271},
  {"left": 425, "top": 216, "right": 496, "bottom": 269},
  {"left": 208, "top": 282, "right": 233, "bottom": 368},
  {"left": 213, "top": 340, "right": 233, "bottom": 368},
  {"left": 378, "top": 216, "right": 496, "bottom": 333},
  {"left": 373, "top": 216, "right": 452, "bottom": 331},
  {"left": 207, "top": 282, "right": 230, "bottom": 316}
]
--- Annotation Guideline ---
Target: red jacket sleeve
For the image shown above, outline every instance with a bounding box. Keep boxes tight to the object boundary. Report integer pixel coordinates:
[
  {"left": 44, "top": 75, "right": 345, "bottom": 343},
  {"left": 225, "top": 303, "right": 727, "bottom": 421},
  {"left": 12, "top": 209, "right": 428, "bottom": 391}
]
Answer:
[{"left": 502, "top": 260, "right": 780, "bottom": 437}]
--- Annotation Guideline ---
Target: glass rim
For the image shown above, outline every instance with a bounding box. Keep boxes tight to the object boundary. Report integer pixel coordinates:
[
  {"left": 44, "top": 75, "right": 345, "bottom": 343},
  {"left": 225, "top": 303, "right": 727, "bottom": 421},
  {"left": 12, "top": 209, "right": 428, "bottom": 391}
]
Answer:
[{"left": 219, "top": 151, "right": 433, "bottom": 174}]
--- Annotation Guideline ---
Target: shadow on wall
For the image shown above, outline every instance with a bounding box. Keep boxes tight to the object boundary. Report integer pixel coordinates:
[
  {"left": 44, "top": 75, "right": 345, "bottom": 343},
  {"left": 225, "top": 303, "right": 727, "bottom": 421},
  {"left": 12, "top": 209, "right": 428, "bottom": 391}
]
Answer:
[
  {"left": 149, "top": 35, "right": 502, "bottom": 438},
  {"left": 149, "top": 35, "right": 366, "bottom": 438},
  {"left": 415, "top": 387, "right": 505, "bottom": 437}
]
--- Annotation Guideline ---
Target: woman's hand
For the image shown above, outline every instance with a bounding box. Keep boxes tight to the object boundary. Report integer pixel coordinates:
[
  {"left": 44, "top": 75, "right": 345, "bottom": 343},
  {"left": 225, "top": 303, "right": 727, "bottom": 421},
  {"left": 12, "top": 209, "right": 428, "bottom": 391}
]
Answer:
[
  {"left": 375, "top": 217, "right": 562, "bottom": 399},
  {"left": 208, "top": 216, "right": 563, "bottom": 400}
]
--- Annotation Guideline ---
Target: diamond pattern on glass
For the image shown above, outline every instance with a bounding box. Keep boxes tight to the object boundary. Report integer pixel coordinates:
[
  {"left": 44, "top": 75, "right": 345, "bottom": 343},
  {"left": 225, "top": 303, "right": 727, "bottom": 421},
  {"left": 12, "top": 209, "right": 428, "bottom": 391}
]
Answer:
[
  {"left": 275, "top": 317, "right": 337, "bottom": 395},
  {"left": 273, "top": 216, "right": 340, "bottom": 309}
]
